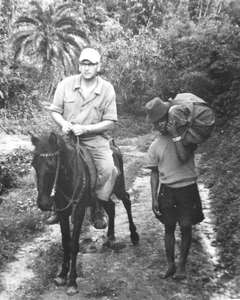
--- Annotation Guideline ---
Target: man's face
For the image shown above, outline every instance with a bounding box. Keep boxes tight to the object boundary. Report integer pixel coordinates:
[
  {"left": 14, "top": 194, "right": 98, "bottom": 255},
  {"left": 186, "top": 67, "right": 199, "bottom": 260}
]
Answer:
[
  {"left": 79, "top": 59, "right": 100, "bottom": 80},
  {"left": 153, "top": 114, "right": 168, "bottom": 135}
]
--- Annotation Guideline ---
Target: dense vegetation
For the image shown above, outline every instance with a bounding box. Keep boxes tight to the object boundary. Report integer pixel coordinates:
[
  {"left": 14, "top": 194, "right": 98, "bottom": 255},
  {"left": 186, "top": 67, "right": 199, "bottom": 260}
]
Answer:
[{"left": 0, "top": 0, "right": 240, "bottom": 289}]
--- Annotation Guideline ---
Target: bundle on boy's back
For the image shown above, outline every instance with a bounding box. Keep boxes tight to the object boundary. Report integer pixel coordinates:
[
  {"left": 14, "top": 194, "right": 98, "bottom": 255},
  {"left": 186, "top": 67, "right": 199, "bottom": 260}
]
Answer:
[{"left": 167, "top": 93, "right": 217, "bottom": 145}]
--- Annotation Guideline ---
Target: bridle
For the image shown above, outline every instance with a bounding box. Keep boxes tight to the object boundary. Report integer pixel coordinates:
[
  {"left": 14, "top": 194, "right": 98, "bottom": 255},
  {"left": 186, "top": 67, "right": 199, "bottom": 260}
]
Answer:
[
  {"left": 35, "top": 139, "right": 86, "bottom": 212},
  {"left": 38, "top": 150, "right": 61, "bottom": 198}
]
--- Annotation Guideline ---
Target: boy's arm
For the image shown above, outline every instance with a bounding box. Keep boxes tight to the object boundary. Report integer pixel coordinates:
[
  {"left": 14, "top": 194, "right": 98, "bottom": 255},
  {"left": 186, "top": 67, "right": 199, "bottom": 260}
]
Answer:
[
  {"left": 150, "top": 167, "right": 161, "bottom": 216},
  {"left": 167, "top": 120, "right": 197, "bottom": 162}
]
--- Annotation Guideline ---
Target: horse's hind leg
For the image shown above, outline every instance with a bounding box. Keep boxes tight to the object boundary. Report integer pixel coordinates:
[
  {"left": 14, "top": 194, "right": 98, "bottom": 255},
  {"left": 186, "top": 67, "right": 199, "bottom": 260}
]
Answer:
[
  {"left": 101, "top": 198, "right": 115, "bottom": 244},
  {"left": 117, "top": 191, "right": 139, "bottom": 245}
]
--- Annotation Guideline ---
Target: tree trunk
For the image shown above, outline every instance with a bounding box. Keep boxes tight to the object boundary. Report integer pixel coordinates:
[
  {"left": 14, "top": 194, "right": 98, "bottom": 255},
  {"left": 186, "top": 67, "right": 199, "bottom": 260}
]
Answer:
[
  {"left": 216, "top": 0, "right": 223, "bottom": 14},
  {"left": 204, "top": 0, "right": 213, "bottom": 17}
]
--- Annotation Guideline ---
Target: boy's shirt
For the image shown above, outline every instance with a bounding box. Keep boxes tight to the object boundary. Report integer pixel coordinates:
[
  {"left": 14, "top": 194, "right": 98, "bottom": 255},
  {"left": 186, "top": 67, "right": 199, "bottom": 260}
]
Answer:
[{"left": 146, "top": 134, "right": 197, "bottom": 188}]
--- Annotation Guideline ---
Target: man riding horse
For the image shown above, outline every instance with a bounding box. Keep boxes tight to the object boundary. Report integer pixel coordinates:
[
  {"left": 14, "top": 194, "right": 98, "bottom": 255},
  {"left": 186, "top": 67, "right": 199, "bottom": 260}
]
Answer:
[{"left": 47, "top": 48, "right": 119, "bottom": 229}]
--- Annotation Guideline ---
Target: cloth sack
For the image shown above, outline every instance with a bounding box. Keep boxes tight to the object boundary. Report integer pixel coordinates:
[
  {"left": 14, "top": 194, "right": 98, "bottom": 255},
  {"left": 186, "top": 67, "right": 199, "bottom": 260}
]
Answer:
[{"left": 168, "top": 93, "right": 217, "bottom": 145}]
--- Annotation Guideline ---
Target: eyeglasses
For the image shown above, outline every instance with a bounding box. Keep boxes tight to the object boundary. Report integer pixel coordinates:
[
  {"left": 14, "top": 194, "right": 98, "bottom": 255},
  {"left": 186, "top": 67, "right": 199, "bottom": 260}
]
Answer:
[{"left": 79, "top": 62, "right": 98, "bottom": 67}]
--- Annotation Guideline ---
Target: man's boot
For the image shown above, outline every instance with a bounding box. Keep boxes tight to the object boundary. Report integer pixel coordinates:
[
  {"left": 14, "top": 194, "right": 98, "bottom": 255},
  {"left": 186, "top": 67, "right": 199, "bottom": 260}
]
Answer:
[
  {"left": 91, "top": 197, "right": 108, "bottom": 229},
  {"left": 45, "top": 211, "right": 59, "bottom": 225}
]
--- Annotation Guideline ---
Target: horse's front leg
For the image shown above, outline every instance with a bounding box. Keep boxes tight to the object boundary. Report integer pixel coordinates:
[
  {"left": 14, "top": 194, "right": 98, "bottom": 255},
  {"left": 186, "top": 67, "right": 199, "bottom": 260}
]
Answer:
[
  {"left": 121, "top": 192, "right": 140, "bottom": 245},
  {"left": 54, "top": 213, "right": 71, "bottom": 286},
  {"left": 66, "top": 204, "right": 85, "bottom": 296},
  {"left": 101, "top": 198, "right": 115, "bottom": 246}
]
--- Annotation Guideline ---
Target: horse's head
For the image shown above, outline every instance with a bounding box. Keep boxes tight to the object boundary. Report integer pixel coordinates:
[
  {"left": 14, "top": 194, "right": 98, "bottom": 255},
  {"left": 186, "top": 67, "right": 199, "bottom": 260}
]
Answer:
[{"left": 31, "top": 132, "right": 61, "bottom": 211}]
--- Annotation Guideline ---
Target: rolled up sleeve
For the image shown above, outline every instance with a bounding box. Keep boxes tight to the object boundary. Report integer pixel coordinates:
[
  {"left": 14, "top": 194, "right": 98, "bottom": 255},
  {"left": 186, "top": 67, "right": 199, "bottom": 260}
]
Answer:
[
  {"left": 146, "top": 141, "right": 159, "bottom": 169},
  {"left": 49, "top": 82, "right": 64, "bottom": 114},
  {"left": 102, "top": 84, "right": 118, "bottom": 122}
]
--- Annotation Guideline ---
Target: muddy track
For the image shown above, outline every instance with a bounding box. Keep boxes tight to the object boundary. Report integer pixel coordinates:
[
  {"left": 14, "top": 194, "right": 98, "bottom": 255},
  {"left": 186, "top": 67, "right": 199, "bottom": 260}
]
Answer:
[{"left": 0, "top": 134, "right": 238, "bottom": 300}]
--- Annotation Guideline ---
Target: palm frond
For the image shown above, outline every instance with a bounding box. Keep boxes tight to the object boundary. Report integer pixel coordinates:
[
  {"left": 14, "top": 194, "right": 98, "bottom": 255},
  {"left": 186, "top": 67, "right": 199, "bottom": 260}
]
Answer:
[
  {"left": 29, "top": 1, "right": 43, "bottom": 14},
  {"left": 11, "top": 29, "right": 35, "bottom": 45},
  {"left": 14, "top": 16, "right": 39, "bottom": 27},
  {"left": 37, "top": 38, "right": 49, "bottom": 58},
  {"left": 53, "top": 40, "right": 77, "bottom": 61},
  {"left": 34, "top": 33, "right": 45, "bottom": 51},
  {"left": 62, "top": 53, "right": 74, "bottom": 73},
  {"left": 56, "top": 32, "right": 83, "bottom": 52},
  {"left": 54, "top": 17, "right": 77, "bottom": 29},
  {"left": 21, "top": 38, "right": 35, "bottom": 53},
  {"left": 55, "top": 2, "right": 77, "bottom": 17},
  {"left": 63, "top": 28, "right": 89, "bottom": 42},
  {"left": 34, "top": 14, "right": 48, "bottom": 27},
  {"left": 49, "top": 4, "right": 54, "bottom": 17},
  {"left": 13, "top": 47, "right": 22, "bottom": 61},
  {"left": 53, "top": 41, "right": 78, "bottom": 73},
  {"left": 14, "top": 36, "right": 34, "bottom": 60}
]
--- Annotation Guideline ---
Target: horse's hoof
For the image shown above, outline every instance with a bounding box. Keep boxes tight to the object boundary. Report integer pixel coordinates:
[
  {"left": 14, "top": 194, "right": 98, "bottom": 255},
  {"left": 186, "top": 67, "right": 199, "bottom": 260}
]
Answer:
[
  {"left": 104, "top": 239, "right": 114, "bottom": 248},
  {"left": 54, "top": 276, "right": 67, "bottom": 286},
  {"left": 131, "top": 232, "right": 140, "bottom": 245},
  {"left": 66, "top": 285, "right": 79, "bottom": 296},
  {"left": 103, "top": 235, "right": 115, "bottom": 248}
]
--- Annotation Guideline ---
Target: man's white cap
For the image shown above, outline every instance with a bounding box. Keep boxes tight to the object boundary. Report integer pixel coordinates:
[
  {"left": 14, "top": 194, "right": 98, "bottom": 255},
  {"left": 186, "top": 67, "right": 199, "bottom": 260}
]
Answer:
[{"left": 79, "top": 48, "right": 101, "bottom": 63}]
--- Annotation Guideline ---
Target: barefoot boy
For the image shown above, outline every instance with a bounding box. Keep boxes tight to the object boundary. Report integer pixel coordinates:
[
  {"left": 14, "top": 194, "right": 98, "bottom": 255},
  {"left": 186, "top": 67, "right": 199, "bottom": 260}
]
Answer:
[{"left": 145, "top": 97, "right": 204, "bottom": 279}]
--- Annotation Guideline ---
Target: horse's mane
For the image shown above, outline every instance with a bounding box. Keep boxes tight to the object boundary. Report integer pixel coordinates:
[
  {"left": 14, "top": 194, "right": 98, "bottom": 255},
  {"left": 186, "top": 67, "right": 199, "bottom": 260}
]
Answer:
[
  {"left": 33, "top": 131, "right": 71, "bottom": 155},
  {"left": 54, "top": 132, "right": 69, "bottom": 152}
]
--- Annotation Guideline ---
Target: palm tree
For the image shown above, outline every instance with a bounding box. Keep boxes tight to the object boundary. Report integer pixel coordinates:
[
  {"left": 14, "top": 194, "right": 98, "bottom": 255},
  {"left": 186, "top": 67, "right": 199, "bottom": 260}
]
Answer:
[{"left": 11, "top": 0, "right": 89, "bottom": 76}]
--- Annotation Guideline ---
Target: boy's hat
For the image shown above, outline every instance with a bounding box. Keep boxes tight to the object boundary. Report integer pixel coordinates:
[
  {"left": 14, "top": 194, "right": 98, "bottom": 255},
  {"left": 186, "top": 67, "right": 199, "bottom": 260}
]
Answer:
[
  {"left": 79, "top": 48, "right": 101, "bottom": 64},
  {"left": 145, "top": 97, "right": 170, "bottom": 123}
]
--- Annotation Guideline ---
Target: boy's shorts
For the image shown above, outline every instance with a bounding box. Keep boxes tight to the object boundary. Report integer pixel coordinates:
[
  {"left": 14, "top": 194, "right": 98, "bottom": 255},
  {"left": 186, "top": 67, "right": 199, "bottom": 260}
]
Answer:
[{"left": 156, "top": 183, "right": 204, "bottom": 227}]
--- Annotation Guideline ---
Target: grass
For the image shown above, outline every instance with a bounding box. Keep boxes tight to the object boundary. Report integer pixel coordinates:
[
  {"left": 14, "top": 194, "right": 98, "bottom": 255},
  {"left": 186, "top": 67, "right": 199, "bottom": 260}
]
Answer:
[
  {"left": 17, "top": 244, "right": 63, "bottom": 300},
  {"left": 197, "top": 116, "right": 240, "bottom": 276},
  {"left": 0, "top": 173, "right": 46, "bottom": 272}
]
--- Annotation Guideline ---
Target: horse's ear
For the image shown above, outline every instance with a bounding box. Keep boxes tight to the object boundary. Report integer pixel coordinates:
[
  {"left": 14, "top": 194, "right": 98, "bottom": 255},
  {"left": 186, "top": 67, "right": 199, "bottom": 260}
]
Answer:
[
  {"left": 49, "top": 132, "right": 58, "bottom": 146},
  {"left": 29, "top": 132, "right": 39, "bottom": 146}
]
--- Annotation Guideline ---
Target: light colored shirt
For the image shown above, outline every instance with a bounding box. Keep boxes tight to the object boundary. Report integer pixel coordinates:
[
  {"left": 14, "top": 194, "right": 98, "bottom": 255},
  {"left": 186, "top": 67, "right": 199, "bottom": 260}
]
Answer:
[
  {"left": 146, "top": 134, "right": 197, "bottom": 188},
  {"left": 49, "top": 74, "right": 118, "bottom": 126}
]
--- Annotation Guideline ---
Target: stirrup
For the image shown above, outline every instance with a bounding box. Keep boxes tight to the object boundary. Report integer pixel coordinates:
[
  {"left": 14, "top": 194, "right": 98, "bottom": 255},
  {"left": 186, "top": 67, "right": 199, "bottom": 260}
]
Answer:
[{"left": 91, "top": 208, "right": 108, "bottom": 229}]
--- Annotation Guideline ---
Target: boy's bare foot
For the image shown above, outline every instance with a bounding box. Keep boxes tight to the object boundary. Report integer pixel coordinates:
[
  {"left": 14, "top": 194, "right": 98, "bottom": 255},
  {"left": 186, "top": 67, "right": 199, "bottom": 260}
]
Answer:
[
  {"left": 173, "top": 267, "right": 186, "bottom": 280},
  {"left": 161, "top": 263, "right": 176, "bottom": 279}
]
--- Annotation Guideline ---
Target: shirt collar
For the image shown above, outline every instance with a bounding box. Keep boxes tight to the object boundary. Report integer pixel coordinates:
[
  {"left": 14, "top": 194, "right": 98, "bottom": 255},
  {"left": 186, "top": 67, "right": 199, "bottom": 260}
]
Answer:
[
  {"left": 73, "top": 75, "right": 81, "bottom": 90},
  {"left": 73, "top": 74, "right": 102, "bottom": 95}
]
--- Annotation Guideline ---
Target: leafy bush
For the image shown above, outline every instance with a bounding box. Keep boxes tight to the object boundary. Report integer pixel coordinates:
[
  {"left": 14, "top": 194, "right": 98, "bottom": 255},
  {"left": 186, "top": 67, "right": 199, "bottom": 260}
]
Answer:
[
  {"left": 198, "top": 116, "right": 240, "bottom": 274},
  {"left": 100, "top": 14, "right": 240, "bottom": 123},
  {"left": 0, "top": 179, "right": 44, "bottom": 270},
  {"left": 0, "top": 148, "right": 32, "bottom": 193}
]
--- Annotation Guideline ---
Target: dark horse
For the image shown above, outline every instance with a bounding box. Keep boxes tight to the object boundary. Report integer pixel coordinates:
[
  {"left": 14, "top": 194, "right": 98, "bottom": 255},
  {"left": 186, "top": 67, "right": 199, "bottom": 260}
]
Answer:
[{"left": 31, "top": 132, "right": 139, "bottom": 295}]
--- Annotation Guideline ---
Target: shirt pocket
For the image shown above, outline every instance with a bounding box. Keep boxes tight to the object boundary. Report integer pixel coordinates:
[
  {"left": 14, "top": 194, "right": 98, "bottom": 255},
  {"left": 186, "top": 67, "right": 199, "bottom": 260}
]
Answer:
[
  {"left": 92, "top": 105, "right": 105, "bottom": 122},
  {"left": 63, "top": 98, "right": 76, "bottom": 119},
  {"left": 64, "top": 97, "right": 75, "bottom": 104}
]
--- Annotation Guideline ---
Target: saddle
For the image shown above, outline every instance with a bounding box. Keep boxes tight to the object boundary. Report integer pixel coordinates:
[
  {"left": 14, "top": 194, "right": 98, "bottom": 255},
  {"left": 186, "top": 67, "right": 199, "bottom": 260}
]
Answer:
[
  {"left": 67, "top": 135, "right": 122, "bottom": 224},
  {"left": 70, "top": 136, "right": 122, "bottom": 190}
]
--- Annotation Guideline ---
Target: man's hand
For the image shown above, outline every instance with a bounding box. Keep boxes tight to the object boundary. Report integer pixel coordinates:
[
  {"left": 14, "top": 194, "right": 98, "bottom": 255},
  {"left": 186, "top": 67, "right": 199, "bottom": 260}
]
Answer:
[
  {"left": 62, "top": 121, "right": 73, "bottom": 134},
  {"left": 71, "top": 124, "right": 89, "bottom": 136}
]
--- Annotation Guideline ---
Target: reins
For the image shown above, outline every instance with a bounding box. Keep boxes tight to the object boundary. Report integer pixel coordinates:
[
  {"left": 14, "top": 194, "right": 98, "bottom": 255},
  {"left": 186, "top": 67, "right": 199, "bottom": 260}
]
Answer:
[{"left": 36, "top": 137, "right": 87, "bottom": 213}]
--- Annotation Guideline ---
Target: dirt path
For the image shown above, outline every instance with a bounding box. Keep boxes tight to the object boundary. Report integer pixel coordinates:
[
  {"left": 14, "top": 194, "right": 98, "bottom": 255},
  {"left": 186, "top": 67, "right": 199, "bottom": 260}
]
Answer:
[{"left": 0, "top": 134, "right": 238, "bottom": 300}]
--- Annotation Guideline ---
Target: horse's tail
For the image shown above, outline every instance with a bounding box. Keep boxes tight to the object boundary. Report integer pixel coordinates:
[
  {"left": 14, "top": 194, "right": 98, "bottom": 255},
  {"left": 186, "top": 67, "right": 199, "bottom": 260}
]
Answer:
[
  {"left": 110, "top": 139, "right": 124, "bottom": 173},
  {"left": 110, "top": 139, "right": 127, "bottom": 197}
]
